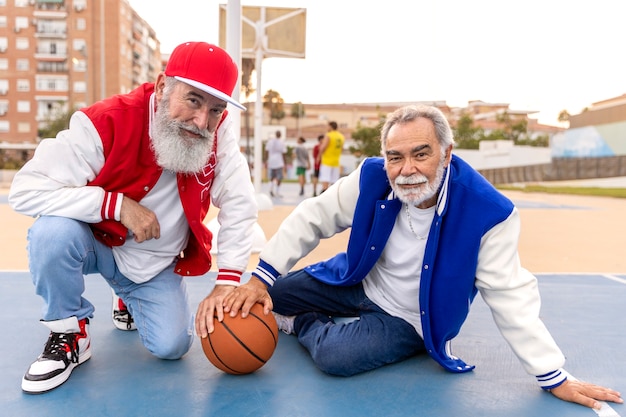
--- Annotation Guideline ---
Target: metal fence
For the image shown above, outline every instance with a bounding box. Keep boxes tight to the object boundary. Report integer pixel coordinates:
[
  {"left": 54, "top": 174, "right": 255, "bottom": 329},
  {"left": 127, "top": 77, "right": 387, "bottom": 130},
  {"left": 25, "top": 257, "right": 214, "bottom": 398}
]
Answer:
[{"left": 479, "top": 155, "right": 626, "bottom": 184}]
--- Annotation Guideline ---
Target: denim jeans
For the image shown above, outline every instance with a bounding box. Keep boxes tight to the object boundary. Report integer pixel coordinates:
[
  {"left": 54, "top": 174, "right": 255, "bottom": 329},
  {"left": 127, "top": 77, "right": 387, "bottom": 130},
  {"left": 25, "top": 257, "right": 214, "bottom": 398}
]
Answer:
[
  {"left": 269, "top": 269, "right": 425, "bottom": 376},
  {"left": 27, "top": 216, "right": 194, "bottom": 359}
]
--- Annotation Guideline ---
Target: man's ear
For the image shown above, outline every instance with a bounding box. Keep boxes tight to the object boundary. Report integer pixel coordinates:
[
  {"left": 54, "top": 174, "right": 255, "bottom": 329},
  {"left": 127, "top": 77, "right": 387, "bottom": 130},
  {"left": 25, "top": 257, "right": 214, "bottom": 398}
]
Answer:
[
  {"left": 154, "top": 73, "right": 166, "bottom": 99},
  {"left": 444, "top": 144, "right": 453, "bottom": 167}
]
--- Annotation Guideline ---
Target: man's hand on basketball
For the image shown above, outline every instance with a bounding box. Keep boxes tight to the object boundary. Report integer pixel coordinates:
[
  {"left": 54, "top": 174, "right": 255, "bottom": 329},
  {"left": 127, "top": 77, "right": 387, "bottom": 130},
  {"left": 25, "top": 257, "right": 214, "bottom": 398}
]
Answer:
[
  {"left": 223, "top": 277, "right": 273, "bottom": 319},
  {"left": 195, "top": 285, "right": 236, "bottom": 338},
  {"left": 550, "top": 379, "right": 622, "bottom": 409}
]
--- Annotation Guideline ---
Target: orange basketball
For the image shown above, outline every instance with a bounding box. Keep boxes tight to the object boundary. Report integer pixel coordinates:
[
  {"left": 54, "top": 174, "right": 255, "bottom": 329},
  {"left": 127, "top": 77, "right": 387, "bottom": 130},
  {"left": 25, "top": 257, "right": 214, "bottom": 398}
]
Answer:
[{"left": 201, "top": 303, "right": 278, "bottom": 374}]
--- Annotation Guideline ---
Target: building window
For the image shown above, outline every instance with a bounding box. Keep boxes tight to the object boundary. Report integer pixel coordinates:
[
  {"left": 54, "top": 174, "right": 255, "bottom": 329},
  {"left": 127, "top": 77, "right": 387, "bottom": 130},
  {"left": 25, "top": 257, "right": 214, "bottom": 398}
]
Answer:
[
  {"left": 14, "top": 0, "right": 28, "bottom": 7},
  {"left": 17, "top": 122, "right": 31, "bottom": 133},
  {"left": 16, "top": 37, "right": 28, "bottom": 50},
  {"left": 0, "top": 58, "right": 8, "bottom": 70},
  {"left": 0, "top": 79, "right": 8, "bottom": 95},
  {"left": 73, "top": 80, "right": 86, "bottom": 93},
  {"left": 0, "top": 100, "right": 8, "bottom": 115},
  {"left": 73, "top": 0, "right": 87, "bottom": 12},
  {"left": 76, "top": 17, "right": 86, "bottom": 31},
  {"left": 14, "top": 16, "right": 28, "bottom": 31},
  {"left": 0, "top": 16, "right": 7, "bottom": 29},
  {"left": 16, "top": 58, "right": 29, "bottom": 71},
  {"left": 17, "top": 100, "right": 30, "bottom": 112},
  {"left": 72, "top": 58, "right": 86, "bottom": 71},
  {"left": 72, "top": 39, "right": 86, "bottom": 53},
  {"left": 17, "top": 79, "right": 29, "bottom": 91},
  {"left": 0, "top": 121, "right": 9, "bottom": 133}
]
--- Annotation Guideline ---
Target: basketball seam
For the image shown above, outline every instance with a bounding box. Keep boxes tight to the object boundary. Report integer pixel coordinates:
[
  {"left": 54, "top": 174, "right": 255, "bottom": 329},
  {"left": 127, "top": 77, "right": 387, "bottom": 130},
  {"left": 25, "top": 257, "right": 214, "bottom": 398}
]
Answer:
[
  {"left": 248, "top": 310, "right": 278, "bottom": 345},
  {"left": 221, "top": 318, "right": 271, "bottom": 365},
  {"left": 206, "top": 335, "right": 245, "bottom": 374}
]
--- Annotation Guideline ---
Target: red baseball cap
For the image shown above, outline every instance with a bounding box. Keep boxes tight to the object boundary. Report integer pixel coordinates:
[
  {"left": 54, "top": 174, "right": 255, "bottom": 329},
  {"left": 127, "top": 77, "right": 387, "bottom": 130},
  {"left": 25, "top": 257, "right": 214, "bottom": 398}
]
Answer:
[{"left": 164, "top": 42, "right": 246, "bottom": 110}]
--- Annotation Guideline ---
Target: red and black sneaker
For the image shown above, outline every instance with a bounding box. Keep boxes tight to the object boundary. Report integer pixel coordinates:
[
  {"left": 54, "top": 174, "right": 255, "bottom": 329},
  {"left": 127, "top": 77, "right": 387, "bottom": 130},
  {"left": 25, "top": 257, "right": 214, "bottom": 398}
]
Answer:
[
  {"left": 22, "top": 317, "right": 91, "bottom": 394},
  {"left": 111, "top": 289, "right": 136, "bottom": 331}
]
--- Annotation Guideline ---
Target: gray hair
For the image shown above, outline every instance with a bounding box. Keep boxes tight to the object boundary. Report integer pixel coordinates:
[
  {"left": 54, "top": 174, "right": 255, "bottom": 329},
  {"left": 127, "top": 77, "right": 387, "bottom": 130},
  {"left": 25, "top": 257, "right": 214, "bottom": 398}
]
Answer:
[{"left": 380, "top": 105, "right": 455, "bottom": 155}]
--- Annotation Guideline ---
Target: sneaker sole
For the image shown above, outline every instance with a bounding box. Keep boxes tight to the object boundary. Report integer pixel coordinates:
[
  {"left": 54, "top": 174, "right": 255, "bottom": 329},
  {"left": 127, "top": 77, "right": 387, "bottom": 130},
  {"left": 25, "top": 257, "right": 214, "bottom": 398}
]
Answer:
[{"left": 21, "top": 349, "right": 92, "bottom": 394}]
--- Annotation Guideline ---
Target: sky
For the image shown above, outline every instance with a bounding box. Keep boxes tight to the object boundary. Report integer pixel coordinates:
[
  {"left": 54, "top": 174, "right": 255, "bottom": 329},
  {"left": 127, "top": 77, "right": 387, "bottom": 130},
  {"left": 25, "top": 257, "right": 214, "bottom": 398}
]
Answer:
[{"left": 127, "top": 0, "right": 626, "bottom": 127}]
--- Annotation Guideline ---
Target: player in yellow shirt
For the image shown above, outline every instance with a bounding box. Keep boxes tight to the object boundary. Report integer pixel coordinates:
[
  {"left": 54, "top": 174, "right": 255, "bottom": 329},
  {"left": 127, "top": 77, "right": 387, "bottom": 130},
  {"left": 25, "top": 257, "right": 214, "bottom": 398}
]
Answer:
[{"left": 316, "top": 121, "right": 345, "bottom": 193}]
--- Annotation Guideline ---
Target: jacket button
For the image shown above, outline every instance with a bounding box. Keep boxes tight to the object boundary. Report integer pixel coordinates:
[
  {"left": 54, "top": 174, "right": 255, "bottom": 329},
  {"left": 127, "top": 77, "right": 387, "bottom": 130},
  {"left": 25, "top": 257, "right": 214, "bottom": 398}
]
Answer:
[
  {"left": 143, "top": 186, "right": 149, "bottom": 192},
  {"left": 380, "top": 204, "right": 386, "bottom": 209},
  {"left": 424, "top": 264, "right": 429, "bottom": 270},
  {"left": 370, "top": 246, "right": 375, "bottom": 251}
]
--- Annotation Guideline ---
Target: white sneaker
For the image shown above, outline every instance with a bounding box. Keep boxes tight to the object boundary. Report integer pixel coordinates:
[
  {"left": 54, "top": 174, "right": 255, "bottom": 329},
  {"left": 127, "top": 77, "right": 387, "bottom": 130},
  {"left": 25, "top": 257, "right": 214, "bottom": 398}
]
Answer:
[
  {"left": 272, "top": 312, "right": 296, "bottom": 335},
  {"left": 111, "top": 289, "right": 136, "bottom": 331},
  {"left": 22, "top": 317, "right": 91, "bottom": 394}
]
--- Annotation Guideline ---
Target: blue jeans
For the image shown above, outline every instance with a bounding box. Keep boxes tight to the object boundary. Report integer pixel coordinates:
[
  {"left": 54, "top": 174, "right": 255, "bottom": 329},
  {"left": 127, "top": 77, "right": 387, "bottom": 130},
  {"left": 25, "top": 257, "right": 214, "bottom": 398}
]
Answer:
[
  {"left": 27, "top": 216, "right": 193, "bottom": 360},
  {"left": 269, "top": 269, "right": 425, "bottom": 376}
]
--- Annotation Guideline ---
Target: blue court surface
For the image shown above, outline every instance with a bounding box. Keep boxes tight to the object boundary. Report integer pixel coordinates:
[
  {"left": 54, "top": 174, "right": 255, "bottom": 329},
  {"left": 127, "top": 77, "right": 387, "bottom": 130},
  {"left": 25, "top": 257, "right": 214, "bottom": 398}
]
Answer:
[{"left": 1, "top": 271, "right": 624, "bottom": 417}]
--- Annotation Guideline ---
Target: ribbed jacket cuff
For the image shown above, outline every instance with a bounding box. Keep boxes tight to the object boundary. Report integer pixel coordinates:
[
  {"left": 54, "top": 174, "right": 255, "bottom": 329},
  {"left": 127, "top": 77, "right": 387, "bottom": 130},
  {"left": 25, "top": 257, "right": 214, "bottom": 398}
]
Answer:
[
  {"left": 102, "top": 191, "right": 123, "bottom": 221},
  {"left": 215, "top": 269, "right": 242, "bottom": 286},
  {"left": 537, "top": 368, "right": 569, "bottom": 390},
  {"left": 251, "top": 260, "right": 280, "bottom": 286}
]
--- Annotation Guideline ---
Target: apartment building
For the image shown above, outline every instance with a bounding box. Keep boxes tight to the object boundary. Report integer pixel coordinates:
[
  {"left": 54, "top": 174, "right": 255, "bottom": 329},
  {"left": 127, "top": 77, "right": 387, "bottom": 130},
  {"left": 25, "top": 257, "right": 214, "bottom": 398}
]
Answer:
[{"left": 0, "top": 0, "right": 161, "bottom": 145}]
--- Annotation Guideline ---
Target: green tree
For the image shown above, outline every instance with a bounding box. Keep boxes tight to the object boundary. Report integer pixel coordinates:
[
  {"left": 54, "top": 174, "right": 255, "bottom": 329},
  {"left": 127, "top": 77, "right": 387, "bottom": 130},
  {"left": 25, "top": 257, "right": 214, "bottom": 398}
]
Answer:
[
  {"left": 38, "top": 106, "right": 73, "bottom": 139},
  {"left": 241, "top": 58, "right": 255, "bottom": 100},
  {"left": 557, "top": 109, "right": 570, "bottom": 125},
  {"left": 263, "top": 89, "right": 286, "bottom": 125},
  {"left": 350, "top": 118, "right": 384, "bottom": 157},
  {"left": 452, "top": 112, "right": 482, "bottom": 149},
  {"left": 290, "top": 102, "right": 305, "bottom": 136}
]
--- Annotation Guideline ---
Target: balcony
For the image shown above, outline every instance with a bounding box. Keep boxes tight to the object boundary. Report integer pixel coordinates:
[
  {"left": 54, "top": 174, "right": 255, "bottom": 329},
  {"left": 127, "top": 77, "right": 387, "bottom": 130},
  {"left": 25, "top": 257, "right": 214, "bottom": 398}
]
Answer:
[
  {"left": 34, "top": 47, "right": 67, "bottom": 61},
  {"left": 33, "top": 0, "right": 68, "bottom": 17},
  {"left": 34, "top": 26, "right": 67, "bottom": 39}
]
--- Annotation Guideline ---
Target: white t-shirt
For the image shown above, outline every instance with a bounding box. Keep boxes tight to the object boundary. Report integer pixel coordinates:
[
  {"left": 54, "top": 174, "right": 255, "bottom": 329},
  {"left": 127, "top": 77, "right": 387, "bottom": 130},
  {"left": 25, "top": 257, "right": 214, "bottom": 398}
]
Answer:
[
  {"left": 112, "top": 170, "right": 189, "bottom": 282},
  {"left": 266, "top": 137, "right": 286, "bottom": 169},
  {"left": 362, "top": 203, "right": 436, "bottom": 336}
]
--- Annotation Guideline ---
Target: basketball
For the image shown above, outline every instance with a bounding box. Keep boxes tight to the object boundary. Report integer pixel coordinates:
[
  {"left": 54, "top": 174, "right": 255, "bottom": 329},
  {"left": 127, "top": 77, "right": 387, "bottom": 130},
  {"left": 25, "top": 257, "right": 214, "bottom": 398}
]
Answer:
[{"left": 201, "top": 303, "right": 279, "bottom": 374}]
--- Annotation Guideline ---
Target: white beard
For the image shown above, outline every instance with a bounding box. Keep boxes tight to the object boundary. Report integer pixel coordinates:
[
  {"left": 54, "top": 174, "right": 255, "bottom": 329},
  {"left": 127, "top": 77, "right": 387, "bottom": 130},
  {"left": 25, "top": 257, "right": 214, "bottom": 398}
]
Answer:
[
  {"left": 150, "top": 98, "right": 214, "bottom": 174},
  {"left": 391, "top": 158, "right": 446, "bottom": 206}
]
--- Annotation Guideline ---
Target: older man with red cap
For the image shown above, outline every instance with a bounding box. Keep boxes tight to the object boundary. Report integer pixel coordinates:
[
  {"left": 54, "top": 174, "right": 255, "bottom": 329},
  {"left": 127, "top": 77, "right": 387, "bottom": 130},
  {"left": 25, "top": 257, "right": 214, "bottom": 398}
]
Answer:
[{"left": 9, "top": 42, "right": 259, "bottom": 394}]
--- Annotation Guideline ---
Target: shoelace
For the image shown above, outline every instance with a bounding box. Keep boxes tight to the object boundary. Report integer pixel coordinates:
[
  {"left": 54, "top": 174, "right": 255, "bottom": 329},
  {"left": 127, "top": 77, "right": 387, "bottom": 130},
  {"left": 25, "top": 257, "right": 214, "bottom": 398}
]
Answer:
[
  {"left": 113, "top": 308, "right": 135, "bottom": 330},
  {"left": 41, "top": 332, "right": 79, "bottom": 364}
]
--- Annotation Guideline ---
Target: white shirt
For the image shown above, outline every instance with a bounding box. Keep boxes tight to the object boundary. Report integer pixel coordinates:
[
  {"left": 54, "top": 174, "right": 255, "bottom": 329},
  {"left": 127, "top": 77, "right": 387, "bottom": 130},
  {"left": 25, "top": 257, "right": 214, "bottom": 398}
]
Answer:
[
  {"left": 266, "top": 137, "right": 286, "bottom": 169},
  {"left": 363, "top": 204, "right": 435, "bottom": 336},
  {"left": 112, "top": 170, "right": 190, "bottom": 282}
]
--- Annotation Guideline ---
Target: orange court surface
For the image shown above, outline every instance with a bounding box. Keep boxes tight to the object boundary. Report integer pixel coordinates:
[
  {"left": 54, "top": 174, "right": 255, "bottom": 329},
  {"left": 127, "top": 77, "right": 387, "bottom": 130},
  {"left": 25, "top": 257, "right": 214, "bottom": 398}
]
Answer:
[{"left": 3, "top": 184, "right": 626, "bottom": 274}]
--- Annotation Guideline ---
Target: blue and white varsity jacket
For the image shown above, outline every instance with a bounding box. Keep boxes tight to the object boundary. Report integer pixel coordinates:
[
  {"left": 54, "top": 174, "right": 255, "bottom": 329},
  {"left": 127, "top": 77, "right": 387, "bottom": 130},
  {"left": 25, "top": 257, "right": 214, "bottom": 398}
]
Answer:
[{"left": 254, "top": 156, "right": 567, "bottom": 389}]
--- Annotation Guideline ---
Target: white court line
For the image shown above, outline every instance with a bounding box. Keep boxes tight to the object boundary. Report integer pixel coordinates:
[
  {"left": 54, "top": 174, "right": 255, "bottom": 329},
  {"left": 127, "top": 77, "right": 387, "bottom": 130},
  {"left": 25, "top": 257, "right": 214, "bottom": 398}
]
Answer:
[
  {"left": 602, "top": 274, "right": 626, "bottom": 285},
  {"left": 595, "top": 402, "right": 621, "bottom": 417}
]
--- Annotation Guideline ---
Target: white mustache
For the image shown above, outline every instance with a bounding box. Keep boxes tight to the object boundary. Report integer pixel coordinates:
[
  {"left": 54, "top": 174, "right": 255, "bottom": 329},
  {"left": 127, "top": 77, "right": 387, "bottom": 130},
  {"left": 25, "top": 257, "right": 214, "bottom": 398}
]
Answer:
[
  {"left": 175, "top": 121, "right": 210, "bottom": 140},
  {"left": 395, "top": 175, "right": 427, "bottom": 186}
]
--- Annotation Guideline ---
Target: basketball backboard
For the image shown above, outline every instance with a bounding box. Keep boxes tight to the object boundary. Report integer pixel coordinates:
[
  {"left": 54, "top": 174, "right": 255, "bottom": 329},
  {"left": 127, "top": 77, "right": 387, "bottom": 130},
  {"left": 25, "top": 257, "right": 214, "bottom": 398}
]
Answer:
[{"left": 219, "top": 5, "right": 306, "bottom": 59}]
